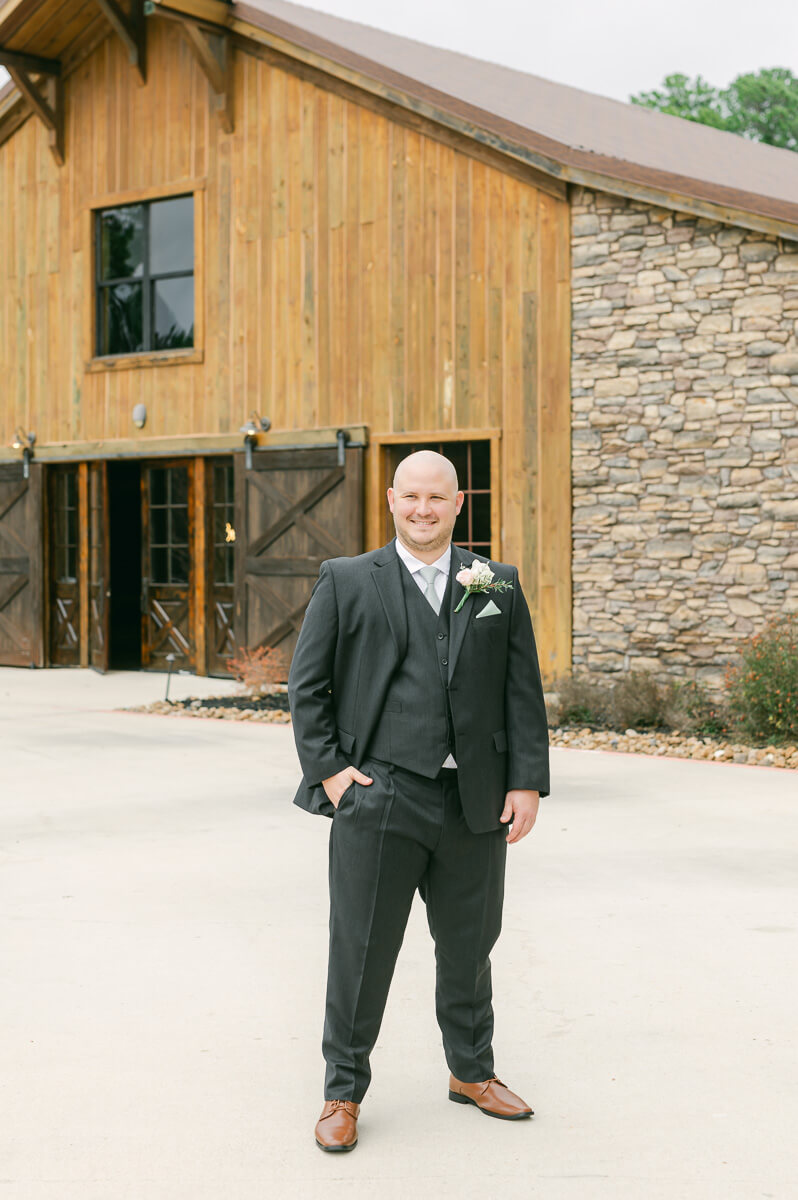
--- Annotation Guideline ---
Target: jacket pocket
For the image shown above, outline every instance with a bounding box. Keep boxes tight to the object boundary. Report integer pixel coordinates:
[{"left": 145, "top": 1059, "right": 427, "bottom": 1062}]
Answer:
[
  {"left": 337, "top": 727, "right": 356, "bottom": 754},
  {"left": 382, "top": 699, "right": 403, "bottom": 713},
  {"left": 493, "top": 729, "right": 508, "bottom": 754}
]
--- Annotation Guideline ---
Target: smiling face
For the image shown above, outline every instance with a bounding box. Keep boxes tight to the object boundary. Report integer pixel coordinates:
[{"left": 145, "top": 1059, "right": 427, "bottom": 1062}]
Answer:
[{"left": 387, "top": 451, "right": 464, "bottom": 562}]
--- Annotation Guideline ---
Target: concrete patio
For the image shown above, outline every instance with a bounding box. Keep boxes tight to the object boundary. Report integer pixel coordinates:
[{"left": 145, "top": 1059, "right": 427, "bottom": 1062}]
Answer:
[{"left": 1, "top": 667, "right": 796, "bottom": 1199}]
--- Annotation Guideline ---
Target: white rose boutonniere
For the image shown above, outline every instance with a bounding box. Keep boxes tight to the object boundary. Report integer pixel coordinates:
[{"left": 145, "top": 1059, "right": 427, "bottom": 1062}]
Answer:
[{"left": 454, "top": 560, "right": 513, "bottom": 613}]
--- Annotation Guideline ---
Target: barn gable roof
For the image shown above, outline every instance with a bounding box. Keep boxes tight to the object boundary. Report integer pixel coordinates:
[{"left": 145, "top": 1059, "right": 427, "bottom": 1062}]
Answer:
[{"left": 2, "top": 0, "right": 798, "bottom": 238}]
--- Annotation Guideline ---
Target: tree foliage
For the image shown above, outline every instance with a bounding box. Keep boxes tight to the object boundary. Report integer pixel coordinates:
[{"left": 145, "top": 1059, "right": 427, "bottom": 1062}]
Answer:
[{"left": 631, "top": 68, "right": 798, "bottom": 152}]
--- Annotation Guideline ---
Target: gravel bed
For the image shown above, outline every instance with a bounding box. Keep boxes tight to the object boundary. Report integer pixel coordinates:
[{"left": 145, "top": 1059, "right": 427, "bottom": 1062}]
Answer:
[
  {"left": 123, "top": 691, "right": 291, "bottom": 724},
  {"left": 549, "top": 725, "right": 797, "bottom": 770},
  {"left": 122, "top": 697, "right": 797, "bottom": 770}
]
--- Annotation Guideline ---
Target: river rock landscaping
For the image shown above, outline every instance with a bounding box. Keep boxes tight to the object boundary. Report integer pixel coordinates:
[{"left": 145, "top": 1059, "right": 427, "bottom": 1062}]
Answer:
[{"left": 124, "top": 692, "right": 797, "bottom": 769}]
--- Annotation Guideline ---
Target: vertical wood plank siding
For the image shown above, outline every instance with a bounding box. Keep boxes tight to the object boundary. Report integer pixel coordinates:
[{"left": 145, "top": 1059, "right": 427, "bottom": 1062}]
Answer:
[{"left": 0, "top": 20, "right": 571, "bottom": 669}]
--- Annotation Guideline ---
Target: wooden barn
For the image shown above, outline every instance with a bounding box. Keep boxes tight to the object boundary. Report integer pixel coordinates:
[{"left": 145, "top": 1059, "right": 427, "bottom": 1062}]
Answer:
[{"left": 1, "top": 0, "right": 797, "bottom": 686}]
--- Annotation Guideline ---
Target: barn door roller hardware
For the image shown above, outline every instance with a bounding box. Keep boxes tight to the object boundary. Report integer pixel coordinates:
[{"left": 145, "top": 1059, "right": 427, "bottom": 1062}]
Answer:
[
  {"left": 239, "top": 413, "right": 272, "bottom": 470},
  {"left": 336, "top": 429, "right": 350, "bottom": 467},
  {"left": 0, "top": 50, "right": 63, "bottom": 165},
  {"left": 143, "top": 1, "right": 233, "bottom": 132},
  {"left": 11, "top": 428, "right": 36, "bottom": 480}
]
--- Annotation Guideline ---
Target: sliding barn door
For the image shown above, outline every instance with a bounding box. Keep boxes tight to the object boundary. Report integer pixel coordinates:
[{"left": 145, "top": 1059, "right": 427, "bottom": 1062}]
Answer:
[
  {"left": 234, "top": 446, "right": 363, "bottom": 659},
  {"left": 0, "top": 462, "right": 44, "bottom": 667}
]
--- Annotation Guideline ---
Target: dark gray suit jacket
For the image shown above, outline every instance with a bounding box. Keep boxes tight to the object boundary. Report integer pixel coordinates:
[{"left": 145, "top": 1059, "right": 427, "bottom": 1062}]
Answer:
[{"left": 287, "top": 539, "right": 551, "bottom": 834}]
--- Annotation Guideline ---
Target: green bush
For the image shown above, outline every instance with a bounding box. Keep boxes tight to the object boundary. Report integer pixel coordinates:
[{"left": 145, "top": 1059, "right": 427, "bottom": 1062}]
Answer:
[
  {"left": 552, "top": 617, "right": 798, "bottom": 746},
  {"left": 724, "top": 613, "right": 798, "bottom": 745}
]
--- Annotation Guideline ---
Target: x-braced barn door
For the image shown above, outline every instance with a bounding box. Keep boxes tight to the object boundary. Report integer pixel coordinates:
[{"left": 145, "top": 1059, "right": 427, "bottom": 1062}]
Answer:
[
  {"left": 141, "top": 463, "right": 195, "bottom": 671},
  {"left": 234, "top": 445, "right": 363, "bottom": 660},
  {"left": 0, "top": 462, "right": 44, "bottom": 667},
  {"left": 88, "top": 462, "right": 110, "bottom": 672}
]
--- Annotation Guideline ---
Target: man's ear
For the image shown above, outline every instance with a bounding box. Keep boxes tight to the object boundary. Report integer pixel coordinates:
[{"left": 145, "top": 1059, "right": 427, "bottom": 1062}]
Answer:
[
  {"left": 455, "top": 490, "right": 465, "bottom": 514},
  {"left": 387, "top": 487, "right": 395, "bottom": 513}
]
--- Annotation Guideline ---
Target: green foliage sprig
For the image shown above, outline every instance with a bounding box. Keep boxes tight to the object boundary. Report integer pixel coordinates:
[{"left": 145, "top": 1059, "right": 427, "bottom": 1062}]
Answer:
[{"left": 724, "top": 613, "right": 798, "bottom": 743}]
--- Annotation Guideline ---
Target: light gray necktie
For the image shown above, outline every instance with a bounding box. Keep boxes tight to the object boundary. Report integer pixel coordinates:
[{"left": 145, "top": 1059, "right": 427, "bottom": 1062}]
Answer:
[{"left": 418, "top": 564, "right": 441, "bottom": 615}]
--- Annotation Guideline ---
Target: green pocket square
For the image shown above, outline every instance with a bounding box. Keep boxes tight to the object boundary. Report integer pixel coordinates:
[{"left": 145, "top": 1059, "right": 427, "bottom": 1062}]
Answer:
[{"left": 476, "top": 599, "right": 501, "bottom": 618}]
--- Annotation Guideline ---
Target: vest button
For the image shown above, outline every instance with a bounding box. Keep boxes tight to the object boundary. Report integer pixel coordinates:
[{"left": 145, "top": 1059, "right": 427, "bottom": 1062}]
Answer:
[
  {"left": 441, "top": 658, "right": 448, "bottom": 665},
  {"left": 437, "top": 633, "right": 445, "bottom": 639}
]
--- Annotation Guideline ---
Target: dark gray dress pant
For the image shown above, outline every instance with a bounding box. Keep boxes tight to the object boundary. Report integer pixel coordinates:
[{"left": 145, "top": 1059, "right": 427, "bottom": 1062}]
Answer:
[{"left": 323, "top": 758, "right": 507, "bottom": 1101}]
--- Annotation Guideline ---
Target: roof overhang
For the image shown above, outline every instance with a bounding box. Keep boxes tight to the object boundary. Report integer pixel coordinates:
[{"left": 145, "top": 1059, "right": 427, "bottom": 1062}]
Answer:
[{"left": 2, "top": 0, "right": 798, "bottom": 241}]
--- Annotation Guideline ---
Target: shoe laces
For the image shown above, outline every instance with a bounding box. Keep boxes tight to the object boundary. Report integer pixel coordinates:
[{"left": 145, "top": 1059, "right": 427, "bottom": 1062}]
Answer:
[{"left": 326, "top": 1099, "right": 357, "bottom": 1116}]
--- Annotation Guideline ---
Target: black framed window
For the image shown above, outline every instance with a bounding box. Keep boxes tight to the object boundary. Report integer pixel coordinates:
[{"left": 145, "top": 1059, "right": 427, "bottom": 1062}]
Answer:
[
  {"left": 95, "top": 195, "right": 194, "bottom": 356},
  {"left": 386, "top": 440, "right": 492, "bottom": 553}
]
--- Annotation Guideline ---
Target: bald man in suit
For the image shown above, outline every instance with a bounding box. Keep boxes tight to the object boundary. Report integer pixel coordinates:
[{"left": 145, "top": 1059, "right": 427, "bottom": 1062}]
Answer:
[{"left": 288, "top": 451, "right": 551, "bottom": 1151}]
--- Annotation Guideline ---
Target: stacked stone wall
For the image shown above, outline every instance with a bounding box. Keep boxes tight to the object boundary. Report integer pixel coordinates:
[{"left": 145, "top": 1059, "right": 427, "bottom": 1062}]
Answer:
[{"left": 570, "top": 187, "right": 798, "bottom": 690}]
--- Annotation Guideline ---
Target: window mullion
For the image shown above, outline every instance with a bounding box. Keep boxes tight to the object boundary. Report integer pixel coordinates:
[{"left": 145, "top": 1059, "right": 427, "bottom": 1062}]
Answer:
[
  {"left": 95, "top": 215, "right": 102, "bottom": 355},
  {"left": 143, "top": 207, "right": 151, "bottom": 351}
]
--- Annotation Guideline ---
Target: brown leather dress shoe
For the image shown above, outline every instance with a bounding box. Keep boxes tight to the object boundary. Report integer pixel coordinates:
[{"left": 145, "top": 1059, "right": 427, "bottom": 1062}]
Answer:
[
  {"left": 448, "top": 1073, "right": 534, "bottom": 1120},
  {"left": 315, "top": 1099, "right": 360, "bottom": 1151}
]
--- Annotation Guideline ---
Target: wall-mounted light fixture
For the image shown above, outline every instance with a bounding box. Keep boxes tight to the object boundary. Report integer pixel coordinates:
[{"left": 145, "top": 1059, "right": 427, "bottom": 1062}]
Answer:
[
  {"left": 239, "top": 411, "right": 271, "bottom": 470},
  {"left": 11, "top": 427, "right": 36, "bottom": 479},
  {"left": 132, "top": 403, "right": 147, "bottom": 429}
]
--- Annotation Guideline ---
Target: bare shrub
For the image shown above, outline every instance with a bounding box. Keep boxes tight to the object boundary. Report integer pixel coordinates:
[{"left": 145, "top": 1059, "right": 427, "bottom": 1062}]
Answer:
[
  {"left": 607, "top": 669, "right": 668, "bottom": 730},
  {"left": 226, "top": 645, "right": 291, "bottom": 694},
  {"left": 550, "top": 672, "right": 612, "bottom": 726}
]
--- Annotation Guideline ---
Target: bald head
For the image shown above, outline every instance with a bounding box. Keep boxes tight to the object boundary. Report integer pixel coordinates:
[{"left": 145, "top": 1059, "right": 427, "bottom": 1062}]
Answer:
[
  {"left": 392, "top": 450, "right": 458, "bottom": 494},
  {"left": 388, "top": 450, "right": 464, "bottom": 562}
]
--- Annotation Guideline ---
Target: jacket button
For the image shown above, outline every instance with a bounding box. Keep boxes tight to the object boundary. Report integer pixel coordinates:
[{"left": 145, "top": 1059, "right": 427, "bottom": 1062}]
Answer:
[
  {"left": 437, "top": 633, "right": 446, "bottom": 640},
  {"left": 441, "top": 658, "right": 448, "bottom": 665}
]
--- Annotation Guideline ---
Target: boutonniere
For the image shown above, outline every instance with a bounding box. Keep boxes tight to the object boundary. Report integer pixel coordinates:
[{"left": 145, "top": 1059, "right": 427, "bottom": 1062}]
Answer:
[{"left": 454, "top": 561, "right": 513, "bottom": 613}]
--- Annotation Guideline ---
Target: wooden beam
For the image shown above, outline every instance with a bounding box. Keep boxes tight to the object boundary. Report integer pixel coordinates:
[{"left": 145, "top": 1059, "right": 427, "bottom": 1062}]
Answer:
[
  {"left": 0, "top": 48, "right": 61, "bottom": 76},
  {"left": 7, "top": 67, "right": 56, "bottom": 129},
  {"left": 0, "top": 427, "right": 369, "bottom": 464},
  {"left": 181, "top": 22, "right": 233, "bottom": 132},
  {"left": 95, "top": 0, "right": 146, "bottom": 83},
  {"left": 143, "top": 0, "right": 231, "bottom": 30},
  {"left": 143, "top": 2, "right": 233, "bottom": 130},
  {"left": 7, "top": 67, "right": 63, "bottom": 164}
]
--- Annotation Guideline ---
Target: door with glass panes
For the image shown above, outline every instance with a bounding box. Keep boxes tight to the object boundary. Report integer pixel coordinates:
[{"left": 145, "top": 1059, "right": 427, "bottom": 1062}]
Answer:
[
  {"left": 141, "top": 462, "right": 195, "bottom": 671},
  {"left": 207, "top": 457, "right": 236, "bottom": 675},
  {"left": 48, "top": 466, "right": 80, "bottom": 666}
]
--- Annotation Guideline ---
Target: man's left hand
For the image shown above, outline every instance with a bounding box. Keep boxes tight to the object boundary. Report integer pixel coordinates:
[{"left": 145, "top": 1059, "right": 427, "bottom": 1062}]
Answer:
[{"left": 500, "top": 790, "right": 540, "bottom": 844}]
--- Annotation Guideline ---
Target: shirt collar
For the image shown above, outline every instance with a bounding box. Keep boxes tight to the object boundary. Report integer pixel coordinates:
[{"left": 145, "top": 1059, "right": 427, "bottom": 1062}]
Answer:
[{"left": 394, "top": 537, "right": 452, "bottom": 576}]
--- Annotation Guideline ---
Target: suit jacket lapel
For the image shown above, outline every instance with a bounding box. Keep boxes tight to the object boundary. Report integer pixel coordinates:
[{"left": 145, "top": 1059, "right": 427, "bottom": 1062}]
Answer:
[
  {"left": 371, "top": 539, "right": 408, "bottom": 661},
  {"left": 447, "top": 544, "right": 477, "bottom": 682}
]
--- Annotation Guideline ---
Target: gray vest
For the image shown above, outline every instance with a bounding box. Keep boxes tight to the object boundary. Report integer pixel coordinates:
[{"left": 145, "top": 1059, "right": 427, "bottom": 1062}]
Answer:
[{"left": 365, "top": 562, "right": 454, "bottom": 777}]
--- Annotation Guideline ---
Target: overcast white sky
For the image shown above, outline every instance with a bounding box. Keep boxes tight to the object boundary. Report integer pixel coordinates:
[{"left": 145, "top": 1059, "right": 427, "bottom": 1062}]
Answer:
[{"left": 1, "top": 0, "right": 797, "bottom": 101}]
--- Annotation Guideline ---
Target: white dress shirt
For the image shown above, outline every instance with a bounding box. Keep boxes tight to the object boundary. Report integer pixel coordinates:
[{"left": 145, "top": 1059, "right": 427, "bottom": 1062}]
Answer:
[{"left": 394, "top": 538, "right": 457, "bottom": 769}]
